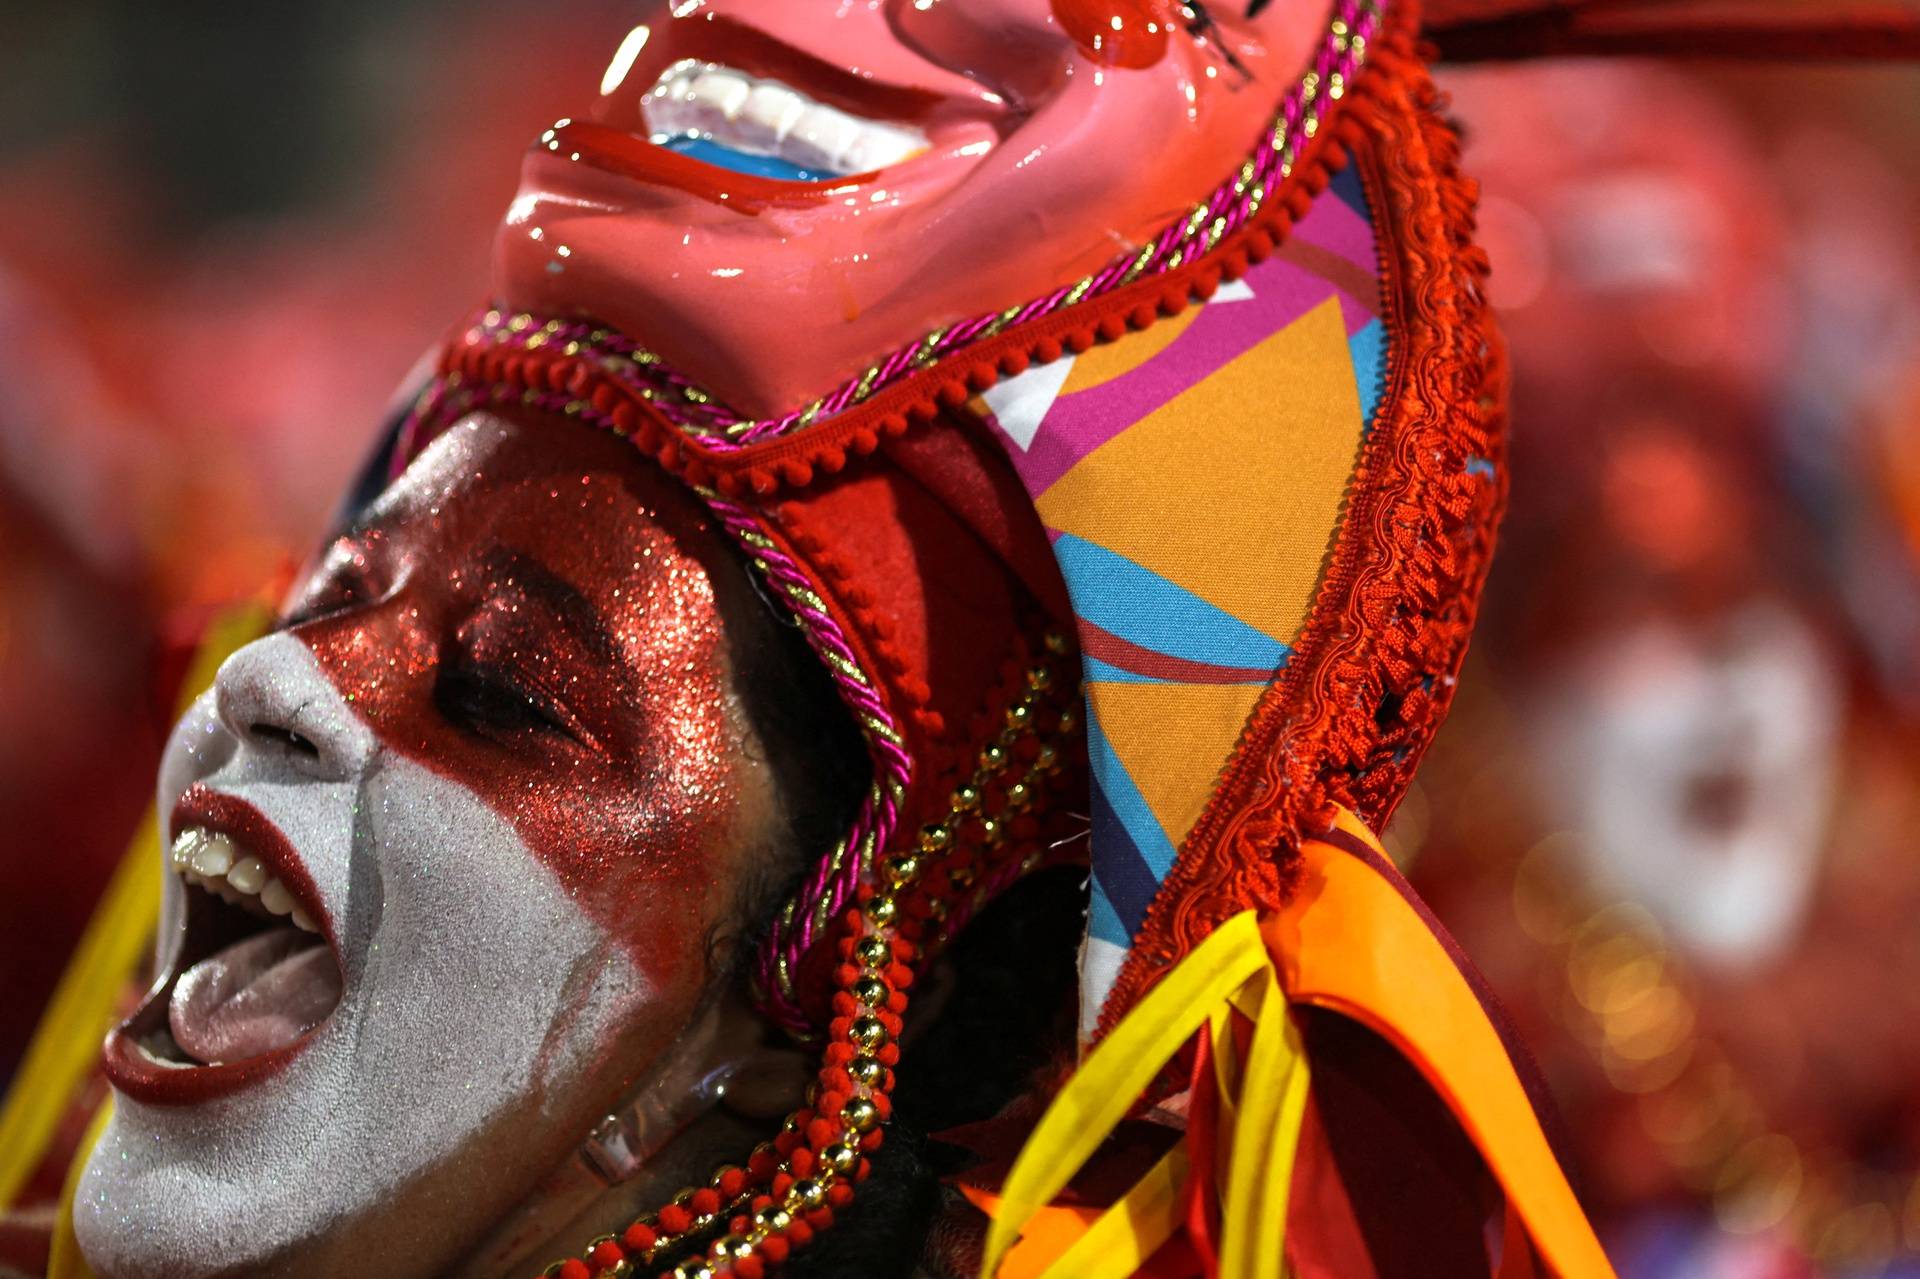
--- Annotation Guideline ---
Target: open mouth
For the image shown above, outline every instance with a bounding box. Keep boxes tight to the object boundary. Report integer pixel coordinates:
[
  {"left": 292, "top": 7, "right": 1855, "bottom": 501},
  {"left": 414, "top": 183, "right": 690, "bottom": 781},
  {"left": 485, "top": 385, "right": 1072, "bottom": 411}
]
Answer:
[
  {"left": 103, "top": 787, "right": 343, "bottom": 1105},
  {"left": 539, "top": 16, "right": 1004, "bottom": 206},
  {"left": 642, "top": 59, "right": 929, "bottom": 183}
]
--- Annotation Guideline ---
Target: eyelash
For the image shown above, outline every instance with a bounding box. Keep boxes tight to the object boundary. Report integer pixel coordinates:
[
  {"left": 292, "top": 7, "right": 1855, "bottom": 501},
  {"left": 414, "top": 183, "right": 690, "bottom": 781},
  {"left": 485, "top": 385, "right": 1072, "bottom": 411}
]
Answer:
[
  {"left": 1181, "top": 2, "right": 1261, "bottom": 73},
  {"left": 434, "top": 661, "right": 569, "bottom": 739}
]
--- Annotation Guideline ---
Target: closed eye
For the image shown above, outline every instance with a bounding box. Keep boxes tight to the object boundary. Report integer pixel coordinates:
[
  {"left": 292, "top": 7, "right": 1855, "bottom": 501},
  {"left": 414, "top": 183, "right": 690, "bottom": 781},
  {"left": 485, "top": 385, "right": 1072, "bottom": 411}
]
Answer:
[{"left": 434, "top": 662, "right": 571, "bottom": 739}]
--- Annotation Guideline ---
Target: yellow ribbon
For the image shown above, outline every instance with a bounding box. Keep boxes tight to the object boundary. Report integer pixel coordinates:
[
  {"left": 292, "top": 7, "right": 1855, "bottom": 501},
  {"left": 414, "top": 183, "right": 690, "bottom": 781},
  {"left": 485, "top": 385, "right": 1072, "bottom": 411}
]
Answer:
[
  {"left": 0, "top": 601, "right": 269, "bottom": 1210},
  {"left": 1218, "top": 966, "right": 1311, "bottom": 1279},
  {"left": 982, "top": 910, "right": 1314, "bottom": 1279}
]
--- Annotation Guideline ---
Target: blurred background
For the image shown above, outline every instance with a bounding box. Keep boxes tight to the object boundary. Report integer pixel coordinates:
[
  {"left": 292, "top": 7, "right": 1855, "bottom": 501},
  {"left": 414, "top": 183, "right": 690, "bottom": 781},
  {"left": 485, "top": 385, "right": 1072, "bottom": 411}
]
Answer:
[{"left": 0, "top": 6, "right": 1916, "bottom": 1276}]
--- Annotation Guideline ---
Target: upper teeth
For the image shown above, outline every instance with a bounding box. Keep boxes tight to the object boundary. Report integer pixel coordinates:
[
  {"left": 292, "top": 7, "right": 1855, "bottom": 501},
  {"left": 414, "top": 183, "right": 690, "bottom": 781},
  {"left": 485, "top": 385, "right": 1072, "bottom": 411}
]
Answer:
[
  {"left": 642, "top": 60, "right": 927, "bottom": 176},
  {"left": 171, "top": 829, "right": 317, "bottom": 934}
]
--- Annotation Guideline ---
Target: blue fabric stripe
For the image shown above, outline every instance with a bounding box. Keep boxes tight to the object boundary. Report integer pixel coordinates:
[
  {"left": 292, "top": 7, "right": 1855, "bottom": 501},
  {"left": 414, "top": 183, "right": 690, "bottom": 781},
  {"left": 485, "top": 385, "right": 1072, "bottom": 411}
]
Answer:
[
  {"left": 1088, "top": 768, "right": 1164, "bottom": 937},
  {"left": 1330, "top": 160, "right": 1370, "bottom": 218},
  {"left": 1086, "top": 704, "right": 1178, "bottom": 883},
  {"left": 1053, "top": 534, "right": 1288, "bottom": 669},
  {"left": 1349, "top": 318, "right": 1386, "bottom": 430},
  {"left": 1088, "top": 876, "right": 1133, "bottom": 947}
]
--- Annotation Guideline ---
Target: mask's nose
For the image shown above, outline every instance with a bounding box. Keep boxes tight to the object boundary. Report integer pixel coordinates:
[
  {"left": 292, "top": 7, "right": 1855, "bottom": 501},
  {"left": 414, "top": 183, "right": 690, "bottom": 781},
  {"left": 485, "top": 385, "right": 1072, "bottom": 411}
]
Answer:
[{"left": 213, "top": 632, "right": 377, "bottom": 781}]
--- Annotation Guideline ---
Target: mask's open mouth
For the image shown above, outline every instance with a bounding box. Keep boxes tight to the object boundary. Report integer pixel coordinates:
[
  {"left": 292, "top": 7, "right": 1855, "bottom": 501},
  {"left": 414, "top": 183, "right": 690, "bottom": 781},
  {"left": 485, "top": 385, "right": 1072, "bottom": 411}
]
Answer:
[
  {"left": 104, "top": 789, "right": 343, "bottom": 1105},
  {"left": 642, "top": 59, "right": 928, "bottom": 183}
]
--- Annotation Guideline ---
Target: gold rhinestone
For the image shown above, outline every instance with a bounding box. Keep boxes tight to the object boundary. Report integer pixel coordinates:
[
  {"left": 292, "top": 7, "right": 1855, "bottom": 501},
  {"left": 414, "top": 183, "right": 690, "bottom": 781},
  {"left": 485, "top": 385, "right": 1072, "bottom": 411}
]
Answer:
[
  {"left": 791, "top": 1178, "right": 828, "bottom": 1210},
  {"left": 822, "top": 1141, "right": 861, "bottom": 1174},
  {"left": 1035, "top": 742, "right": 1060, "bottom": 772},
  {"left": 781, "top": 1115, "right": 804, "bottom": 1136},
  {"left": 711, "top": 1235, "right": 754, "bottom": 1262},
  {"left": 754, "top": 1205, "right": 793, "bottom": 1233},
  {"left": 1056, "top": 708, "right": 1078, "bottom": 735},
  {"left": 1043, "top": 630, "right": 1069, "bottom": 654},
  {"left": 952, "top": 784, "right": 982, "bottom": 812},
  {"left": 843, "top": 1097, "right": 880, "bottom": 1133},
  {"left": 979, "top": 742, "right": 1008, "bottom": 771},
  {"left": 852, "top": 976, "right": 889, "bottom": 1007},
  {"left": 866, "top": 896, "right": 898, "bottom": 925},
  {"left": 948, "top": 865, "right": 976, "bottom": 892},
  {"left": 850, "top": 1016, "right": 890, "bottom": 1049},
  {"left": 926, "top": 897, "right": 950, "bottom": 921},
  {"left": 1005, "top": 780, "right": 1033, "bottom": 810},
  {"left": 854, "top": 936, "right": 891, "bottom": 968},
  {"left": 848, "top": 1054, "right": 884, "bottom": 1087},
  {"left": 672, "top": 1264, "right": 714, "bottom": 1279},
  {"left": 1026, "top": 666, "right": 1053, "bottom": 692},
  {"left": 978, "top": 815, "right": 1003, "bottom": 845},
  {"left": 882, "top": 855, "right": 919, "bottom": 886},
  {"left": 917, "top": 824, "right": 953, "bottom": 854},
  {"left": 1005, "top": 703, "right": 1034, "bottom": 732}
]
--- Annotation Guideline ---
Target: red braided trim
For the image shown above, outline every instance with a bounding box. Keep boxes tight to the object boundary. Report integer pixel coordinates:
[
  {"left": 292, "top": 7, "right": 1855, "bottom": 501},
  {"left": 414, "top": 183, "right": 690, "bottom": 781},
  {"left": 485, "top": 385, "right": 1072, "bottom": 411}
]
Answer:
[{"left": 1094, "top": 16, "right": 1510, "bottom": 1038}]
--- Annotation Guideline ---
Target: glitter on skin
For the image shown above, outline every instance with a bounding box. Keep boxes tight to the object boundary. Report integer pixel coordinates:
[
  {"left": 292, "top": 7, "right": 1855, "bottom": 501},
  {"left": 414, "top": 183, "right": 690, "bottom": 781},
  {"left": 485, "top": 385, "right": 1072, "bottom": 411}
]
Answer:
[
  {"left": 288, "top": 410, "right": 774, "bottom": 988},
  {"left": 77, "top": 411, "right": 789, "bottom": 1277}
]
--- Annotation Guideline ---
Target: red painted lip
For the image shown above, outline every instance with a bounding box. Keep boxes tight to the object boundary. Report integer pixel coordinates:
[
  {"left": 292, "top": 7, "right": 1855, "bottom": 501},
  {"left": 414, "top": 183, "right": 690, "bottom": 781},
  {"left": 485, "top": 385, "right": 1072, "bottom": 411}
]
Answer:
[
  {"left": 101, "top": 786, "right": 341, "bottom": 1107},
  {"left": 167, "top": 785, "right": 333, "bottom": 946}
]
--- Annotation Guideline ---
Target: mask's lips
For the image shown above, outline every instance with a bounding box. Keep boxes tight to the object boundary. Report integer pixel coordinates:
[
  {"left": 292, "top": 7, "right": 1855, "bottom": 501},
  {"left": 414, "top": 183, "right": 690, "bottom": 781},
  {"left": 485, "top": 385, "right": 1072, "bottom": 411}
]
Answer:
[
  {"left": 570, "top": 13, "right": 1007, "bottom": 205},
  {"left": 102, "top": 787, "right": 343, "bottom": 1106}
]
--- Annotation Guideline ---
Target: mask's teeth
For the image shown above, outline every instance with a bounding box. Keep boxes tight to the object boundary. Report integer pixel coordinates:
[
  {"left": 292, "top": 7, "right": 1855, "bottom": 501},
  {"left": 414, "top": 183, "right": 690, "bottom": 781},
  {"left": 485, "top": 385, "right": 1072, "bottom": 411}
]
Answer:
[{"left": 641, "top": 60, "right": 927, "bottom": 177}]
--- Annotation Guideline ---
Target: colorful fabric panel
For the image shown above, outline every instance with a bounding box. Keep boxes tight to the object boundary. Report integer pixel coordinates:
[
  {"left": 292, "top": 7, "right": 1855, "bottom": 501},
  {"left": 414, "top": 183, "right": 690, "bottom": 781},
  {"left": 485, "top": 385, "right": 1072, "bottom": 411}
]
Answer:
[{"left": 969, "top": 161, "right": 1389, "bottom": 1037}]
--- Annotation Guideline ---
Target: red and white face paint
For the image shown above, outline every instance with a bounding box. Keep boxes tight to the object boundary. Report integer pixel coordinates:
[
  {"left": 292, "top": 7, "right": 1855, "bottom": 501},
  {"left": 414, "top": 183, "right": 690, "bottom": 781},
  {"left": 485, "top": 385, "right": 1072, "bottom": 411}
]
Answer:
[{"left": 79, "top": 413, "right": 783, "bottom": 1277}]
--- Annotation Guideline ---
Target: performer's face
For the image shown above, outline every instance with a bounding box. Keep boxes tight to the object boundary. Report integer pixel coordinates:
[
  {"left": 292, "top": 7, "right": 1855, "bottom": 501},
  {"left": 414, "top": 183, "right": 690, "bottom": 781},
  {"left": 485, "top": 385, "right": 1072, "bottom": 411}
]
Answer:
[
  {"left": 78, "top": 413, "right": 789, "bottom": 1276},
  {"left": 497, "top": 0, "right": 1326, "bottom": 417}
]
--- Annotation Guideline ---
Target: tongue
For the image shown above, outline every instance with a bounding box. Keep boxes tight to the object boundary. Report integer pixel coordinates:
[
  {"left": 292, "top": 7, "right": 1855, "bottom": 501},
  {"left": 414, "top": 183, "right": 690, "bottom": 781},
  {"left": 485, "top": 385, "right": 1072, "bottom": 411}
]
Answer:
[{"left": 169, "top": 927, "right": 342, "bottom": 1065}]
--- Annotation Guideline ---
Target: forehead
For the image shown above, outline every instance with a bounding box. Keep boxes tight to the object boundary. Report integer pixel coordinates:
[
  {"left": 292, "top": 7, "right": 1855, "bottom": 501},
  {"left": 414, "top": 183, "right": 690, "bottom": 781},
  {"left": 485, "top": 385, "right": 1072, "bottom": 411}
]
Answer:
[{"left": 367, "top": 413, "right": 725, "bottom": 607}]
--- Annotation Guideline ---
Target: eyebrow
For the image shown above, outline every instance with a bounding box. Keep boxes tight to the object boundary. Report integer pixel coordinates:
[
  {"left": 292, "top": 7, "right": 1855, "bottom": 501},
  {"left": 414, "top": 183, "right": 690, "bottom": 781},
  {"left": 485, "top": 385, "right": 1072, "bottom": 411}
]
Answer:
[{"left": 480, "top": 546, "right": 623, "bottom": 667}]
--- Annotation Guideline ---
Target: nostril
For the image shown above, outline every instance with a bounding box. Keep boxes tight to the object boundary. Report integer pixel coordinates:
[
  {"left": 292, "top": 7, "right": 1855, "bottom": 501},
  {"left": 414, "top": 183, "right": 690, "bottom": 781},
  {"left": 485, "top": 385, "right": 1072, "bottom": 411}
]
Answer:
[{"left": 250, "top": 723, "right": 321, "bottom": 759}]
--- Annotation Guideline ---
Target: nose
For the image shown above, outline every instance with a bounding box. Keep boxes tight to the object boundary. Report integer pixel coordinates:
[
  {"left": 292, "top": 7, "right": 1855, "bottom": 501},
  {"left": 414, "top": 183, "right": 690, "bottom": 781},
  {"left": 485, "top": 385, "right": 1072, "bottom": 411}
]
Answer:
[{"left": 213, "top": 632, "right": 377, "bottom": 780}]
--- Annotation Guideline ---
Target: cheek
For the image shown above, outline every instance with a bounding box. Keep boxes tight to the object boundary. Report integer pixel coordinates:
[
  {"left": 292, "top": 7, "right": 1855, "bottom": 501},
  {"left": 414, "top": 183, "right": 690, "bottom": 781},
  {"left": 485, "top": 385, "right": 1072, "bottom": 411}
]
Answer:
[{"left": 299, "top": 617, "right": 750, "bottom": 993}]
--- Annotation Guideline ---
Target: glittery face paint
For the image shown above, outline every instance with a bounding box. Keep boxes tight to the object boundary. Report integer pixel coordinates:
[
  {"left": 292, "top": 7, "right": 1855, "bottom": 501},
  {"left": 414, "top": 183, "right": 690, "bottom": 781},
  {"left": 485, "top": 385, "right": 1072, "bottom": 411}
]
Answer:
[
  {"left": 78, "top": 412, "right": 784, "bottom": 1278},
  {"left": 287, "top": 410, "right": 764, "bottom": 988},
  {"left": 496, "top": 0, "right": 1326, "bottom": 419}
]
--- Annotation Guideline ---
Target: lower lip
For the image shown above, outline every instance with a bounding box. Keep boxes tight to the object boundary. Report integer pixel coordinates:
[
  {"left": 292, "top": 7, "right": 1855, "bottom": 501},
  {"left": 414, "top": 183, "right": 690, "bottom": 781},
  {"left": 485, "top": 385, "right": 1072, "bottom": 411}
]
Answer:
[
  {"left": 103, "top": 787, "right": 340, "bottom": 1106},
  {"left": 101, "top": 1008, "right": 315, "bottom": 1107},
  {"left": 535, "top": 120, "right": 870, "bottom": 212}
]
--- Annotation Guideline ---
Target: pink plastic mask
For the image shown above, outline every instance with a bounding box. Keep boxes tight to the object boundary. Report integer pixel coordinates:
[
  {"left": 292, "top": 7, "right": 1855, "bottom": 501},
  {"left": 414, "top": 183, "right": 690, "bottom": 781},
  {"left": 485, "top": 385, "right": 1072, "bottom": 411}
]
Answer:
[{"left": 495, "top": 0, "right": 1325, "bottom": 418}]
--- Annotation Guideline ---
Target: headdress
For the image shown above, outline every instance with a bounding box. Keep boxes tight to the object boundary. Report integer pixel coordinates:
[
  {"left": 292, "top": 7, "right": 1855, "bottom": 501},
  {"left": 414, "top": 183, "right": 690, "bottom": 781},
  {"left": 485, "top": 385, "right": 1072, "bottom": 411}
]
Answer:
[
  {"left": 10, "top": 1, "right": 1920, "bottom": 1276},
  {"left": 388, "top": 4, "right": 1611, "bottom": 1274}
]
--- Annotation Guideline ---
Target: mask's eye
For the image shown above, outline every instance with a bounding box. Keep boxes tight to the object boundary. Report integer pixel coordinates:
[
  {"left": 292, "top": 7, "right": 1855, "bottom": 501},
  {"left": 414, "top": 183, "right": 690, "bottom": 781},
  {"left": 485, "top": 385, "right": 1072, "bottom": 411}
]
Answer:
[
  {"left": 1247, "top": 0, "right": 1272, "bottom": 15},
  {"left": 1181, "top": 1, "right": 1254, "bottom": 77}
]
